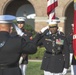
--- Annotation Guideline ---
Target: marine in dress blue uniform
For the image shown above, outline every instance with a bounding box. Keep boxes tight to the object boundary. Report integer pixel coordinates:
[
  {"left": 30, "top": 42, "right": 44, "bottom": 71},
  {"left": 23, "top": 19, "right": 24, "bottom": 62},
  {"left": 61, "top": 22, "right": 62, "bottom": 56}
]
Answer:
[
  {"left": 0, "top": 15, "right": 37, "bottom": 75},
  {"left": 34, "top": 21, "right": 69, "bottom": 75},
  {"left": 16, "top": 17, "right": 32, "bottom": 75}
]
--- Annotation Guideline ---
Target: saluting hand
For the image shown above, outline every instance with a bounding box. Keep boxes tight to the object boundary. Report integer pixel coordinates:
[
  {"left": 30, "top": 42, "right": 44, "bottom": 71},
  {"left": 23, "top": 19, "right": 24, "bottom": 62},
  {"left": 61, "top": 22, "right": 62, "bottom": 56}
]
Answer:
[{"left": 13, "top": 24, "right": 24, "bottom": 36}]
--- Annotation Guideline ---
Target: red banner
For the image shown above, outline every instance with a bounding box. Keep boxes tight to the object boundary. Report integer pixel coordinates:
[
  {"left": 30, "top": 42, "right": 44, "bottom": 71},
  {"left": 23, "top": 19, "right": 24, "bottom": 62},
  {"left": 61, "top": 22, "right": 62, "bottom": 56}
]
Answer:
[{"left": 73, "top": 1, "right": 76, "bottom": 59}]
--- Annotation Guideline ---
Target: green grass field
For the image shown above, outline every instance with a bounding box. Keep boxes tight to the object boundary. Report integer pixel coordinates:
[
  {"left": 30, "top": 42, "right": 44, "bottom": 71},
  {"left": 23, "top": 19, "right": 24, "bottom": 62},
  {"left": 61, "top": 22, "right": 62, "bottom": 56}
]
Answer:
[
  {"left": 26, "top": 61, "right": 71, "bottom": 75},
  {"left": 26, "top": 61, "right": 44, "bottom": 75}
]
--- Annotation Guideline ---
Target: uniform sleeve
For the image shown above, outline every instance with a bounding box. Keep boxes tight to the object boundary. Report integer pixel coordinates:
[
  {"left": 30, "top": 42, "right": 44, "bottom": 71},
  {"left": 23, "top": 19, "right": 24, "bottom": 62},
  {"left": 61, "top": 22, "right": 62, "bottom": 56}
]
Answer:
[
  {"left": 21, "top": 33, "right": 45, "bottom": 54},
  {"left": 66, "top": 35, "right": 73, "bottom": 53},
  {"left": 41, "top": 29, "right": 49, "bottom": 36},
  {"left": 66, "top": 35, "right": 70, "bottom": 45},
  {"left": 33, "top": 33, "right": 44, "bottom": 46},
  {"left": 37, "top": 37, "right": 43, "bottom": 46},
  {"left": 63, "top": 37, "right": 70, "bottom": 69},
  {"left": 21, "top": 35, "right": 37, "bottom": 54}
]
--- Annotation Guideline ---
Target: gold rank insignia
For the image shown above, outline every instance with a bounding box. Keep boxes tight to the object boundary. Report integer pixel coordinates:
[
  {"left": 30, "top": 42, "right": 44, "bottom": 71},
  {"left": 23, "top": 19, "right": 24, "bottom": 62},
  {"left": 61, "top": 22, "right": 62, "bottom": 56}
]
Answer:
[{"left": 45, "top": 39, "right": 52, "bottom": 41}]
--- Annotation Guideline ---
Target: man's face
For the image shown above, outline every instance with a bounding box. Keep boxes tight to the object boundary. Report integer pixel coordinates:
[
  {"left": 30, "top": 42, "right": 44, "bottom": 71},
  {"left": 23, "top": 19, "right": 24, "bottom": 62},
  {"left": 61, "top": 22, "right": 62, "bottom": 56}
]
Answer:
[
  {"left": 17, "top": 21, "right": 24, "bottom": 29},
  {"left": 17, "top": 23, "right": 24, "bottom": 29},
  {"left": 49, "top": 26, "right": 58, "bottom": 34}
]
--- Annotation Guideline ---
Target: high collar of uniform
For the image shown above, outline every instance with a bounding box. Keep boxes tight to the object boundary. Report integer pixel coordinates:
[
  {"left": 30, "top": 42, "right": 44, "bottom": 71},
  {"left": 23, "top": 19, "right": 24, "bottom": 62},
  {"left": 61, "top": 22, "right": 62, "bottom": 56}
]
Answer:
[{"left": 48, "top": 31, "right": 59, "bottom": 34}]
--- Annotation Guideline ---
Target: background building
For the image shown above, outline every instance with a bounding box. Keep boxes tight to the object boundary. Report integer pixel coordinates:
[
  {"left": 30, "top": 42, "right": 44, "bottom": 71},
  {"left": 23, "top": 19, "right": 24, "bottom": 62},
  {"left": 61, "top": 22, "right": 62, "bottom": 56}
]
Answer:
[{"left": 0, "top": 0, "right": 74, "bottom": 36}]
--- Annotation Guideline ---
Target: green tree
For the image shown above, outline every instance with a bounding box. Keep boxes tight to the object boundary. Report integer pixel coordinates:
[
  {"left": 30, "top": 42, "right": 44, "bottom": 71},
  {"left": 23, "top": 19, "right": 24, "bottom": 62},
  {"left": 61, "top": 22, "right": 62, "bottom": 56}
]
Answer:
[{"left": 24, "top": 24, "right": 36, "bottom": 37}]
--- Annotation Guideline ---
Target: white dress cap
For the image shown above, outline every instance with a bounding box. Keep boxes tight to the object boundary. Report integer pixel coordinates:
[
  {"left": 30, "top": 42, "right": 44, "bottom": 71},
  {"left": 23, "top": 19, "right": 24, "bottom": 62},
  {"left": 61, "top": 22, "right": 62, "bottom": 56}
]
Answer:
[
  {"left": 16, "top": 17, "right": 25, "bottom": 21},
  {"left": 47, "top": 19, "right": 60, "bottom": 24},
  {"left": 49, "top": 21, "right": 57, "bottom": 25},
  {"left": 48, "top": 20, "right": 58, "bottom": 27},
  {"left": 0, "top": 15, "right": 16, "bottom": 23}
]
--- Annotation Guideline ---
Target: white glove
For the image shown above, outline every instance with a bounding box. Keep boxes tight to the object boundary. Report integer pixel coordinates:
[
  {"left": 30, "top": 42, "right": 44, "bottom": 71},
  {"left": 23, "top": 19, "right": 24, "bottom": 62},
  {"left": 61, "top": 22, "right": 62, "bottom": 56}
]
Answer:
[
  {"left": 13, "top": 24, "right": 24, "bottom": 36},
  {"left": 70, "top": 53, "right": 73, "bottom": 64},
  {"left": 62, "top": 68, "right": 68, "bottom": 75},
  {"left": 40, "top": 26, "right": 49, "bottom": 33},
  {"left": 19, "top": 56, "right": 23, "bottom": 65}
]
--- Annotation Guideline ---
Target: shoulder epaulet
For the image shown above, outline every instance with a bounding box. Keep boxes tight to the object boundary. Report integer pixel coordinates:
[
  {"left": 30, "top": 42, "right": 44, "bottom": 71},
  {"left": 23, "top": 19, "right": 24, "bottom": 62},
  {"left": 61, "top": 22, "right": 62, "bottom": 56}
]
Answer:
[{"left": 58, "top": 31, "right": 65, "bottom": 36}]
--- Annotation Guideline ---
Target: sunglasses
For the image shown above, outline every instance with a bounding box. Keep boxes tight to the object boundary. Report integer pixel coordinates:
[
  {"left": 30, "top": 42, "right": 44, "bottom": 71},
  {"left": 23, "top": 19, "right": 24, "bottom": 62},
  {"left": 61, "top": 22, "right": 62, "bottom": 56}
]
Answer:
[{"left": 49, "top": 26, "right": 57, "bottom": 28}]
